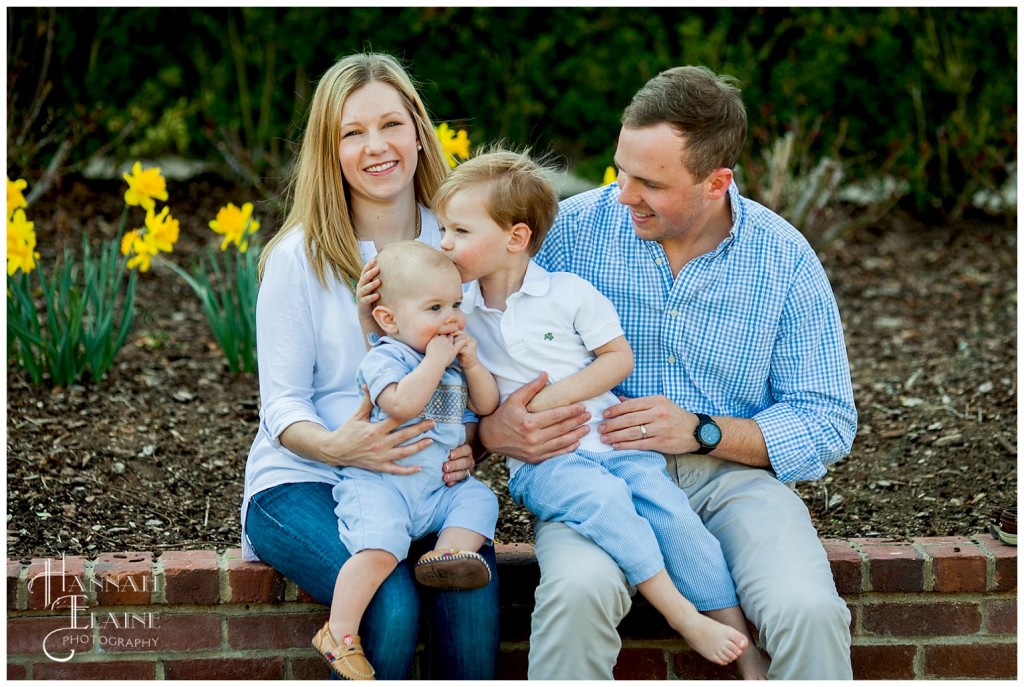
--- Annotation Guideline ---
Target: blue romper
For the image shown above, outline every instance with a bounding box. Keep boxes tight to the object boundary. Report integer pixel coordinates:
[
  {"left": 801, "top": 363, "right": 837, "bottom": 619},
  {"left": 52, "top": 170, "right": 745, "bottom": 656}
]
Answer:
[{"left": 333, "top": 336, "right": 498, "bottom": 561}]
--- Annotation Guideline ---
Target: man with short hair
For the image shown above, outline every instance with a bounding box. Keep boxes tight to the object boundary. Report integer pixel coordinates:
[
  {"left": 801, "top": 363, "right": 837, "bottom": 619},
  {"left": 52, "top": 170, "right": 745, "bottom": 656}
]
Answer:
[{"left": 478, "top": 65, "right": 857, "bottom": 679}]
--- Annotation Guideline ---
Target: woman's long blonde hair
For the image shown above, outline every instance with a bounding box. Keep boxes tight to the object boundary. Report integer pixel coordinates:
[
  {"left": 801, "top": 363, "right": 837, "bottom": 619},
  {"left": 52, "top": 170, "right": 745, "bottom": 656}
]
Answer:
[{"left": 259, "top": 53, "right": 450, "bottom": 290}]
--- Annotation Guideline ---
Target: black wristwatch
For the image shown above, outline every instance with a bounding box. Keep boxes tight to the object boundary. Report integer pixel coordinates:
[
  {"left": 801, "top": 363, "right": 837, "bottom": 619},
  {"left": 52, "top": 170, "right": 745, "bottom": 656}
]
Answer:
[{"left": 693, "top": 414, "right": 722, "bottom": 455}]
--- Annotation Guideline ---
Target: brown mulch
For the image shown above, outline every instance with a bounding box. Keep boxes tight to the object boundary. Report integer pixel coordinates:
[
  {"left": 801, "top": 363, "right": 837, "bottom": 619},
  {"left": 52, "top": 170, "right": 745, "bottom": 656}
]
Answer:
[{"left": 6, "top": 175, "right": 1017, "bottom": 557}]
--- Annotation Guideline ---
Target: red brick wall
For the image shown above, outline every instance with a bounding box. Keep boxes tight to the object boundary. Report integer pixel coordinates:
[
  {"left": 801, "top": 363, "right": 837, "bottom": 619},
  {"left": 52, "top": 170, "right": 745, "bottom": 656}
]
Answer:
[{"left": 7, "top": 535, "right": 1016, "bottom": 680}]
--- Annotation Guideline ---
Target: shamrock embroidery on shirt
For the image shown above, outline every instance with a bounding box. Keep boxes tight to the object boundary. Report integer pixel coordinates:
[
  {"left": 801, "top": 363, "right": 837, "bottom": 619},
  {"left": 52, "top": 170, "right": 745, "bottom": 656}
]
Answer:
[{"left": 544, "top": 332, "right": 554, "bottom": 341}]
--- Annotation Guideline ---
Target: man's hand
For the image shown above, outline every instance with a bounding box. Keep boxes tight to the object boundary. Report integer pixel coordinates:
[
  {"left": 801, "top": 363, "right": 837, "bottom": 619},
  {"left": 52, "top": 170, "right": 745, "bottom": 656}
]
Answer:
[
  {"left": 477, "top": 373, "right": 591, "bottom": 463},
  {"left": 598, "top": 394, "right": 698, "bottom": 454},
  {"left": 600, "top": 394, "right": 772, "bottom": 468},
  {"left": 442, "top": 442, "right": 476, "bottom": 487}
]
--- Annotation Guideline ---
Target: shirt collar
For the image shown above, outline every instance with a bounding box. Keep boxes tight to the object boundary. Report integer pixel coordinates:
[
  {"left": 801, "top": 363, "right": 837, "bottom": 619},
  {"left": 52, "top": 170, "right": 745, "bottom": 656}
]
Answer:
[
  {"left": 519, "top": 259, "right": 551, "bottom": 297},
  {"left": 462, "top": 278, "right": 486, "bottom": 312},
  {"left": 461, "top": 259, "right": 550, "bottom": 312},
  {"left": 698, "top": 181, "right": 743, "bottom": 258},
  {"left": 725, "top": 180, "right": 743, "bottom": 243}
]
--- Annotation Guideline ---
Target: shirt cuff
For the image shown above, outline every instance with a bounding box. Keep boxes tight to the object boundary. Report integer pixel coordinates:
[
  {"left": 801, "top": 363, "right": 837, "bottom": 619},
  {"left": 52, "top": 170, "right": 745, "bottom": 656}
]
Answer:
[
  {"left": 753, "top": 403, "right": 827, "bottom": 484},
  {"left": 260, "top": 402, "right": 327, "bottom": 449}
]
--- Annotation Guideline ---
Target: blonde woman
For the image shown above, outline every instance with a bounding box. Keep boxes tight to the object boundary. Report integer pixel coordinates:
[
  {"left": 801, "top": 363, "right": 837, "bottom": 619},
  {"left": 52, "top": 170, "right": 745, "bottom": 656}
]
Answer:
[{"left": 241, "top": 53, "right": 499, "bottom": 680}]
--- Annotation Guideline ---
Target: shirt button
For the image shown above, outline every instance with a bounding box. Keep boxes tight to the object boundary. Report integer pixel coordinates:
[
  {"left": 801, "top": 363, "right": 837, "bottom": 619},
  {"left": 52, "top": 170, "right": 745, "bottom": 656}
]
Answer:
[
  {"left": 667, "top": 355, "right": 676, "bottom": 364},
  {"left": 669, "top": 309, "right": 679, "bottom": 317},
  {"left": 654, "top": 258, "right": 664, "bottom": 266}
]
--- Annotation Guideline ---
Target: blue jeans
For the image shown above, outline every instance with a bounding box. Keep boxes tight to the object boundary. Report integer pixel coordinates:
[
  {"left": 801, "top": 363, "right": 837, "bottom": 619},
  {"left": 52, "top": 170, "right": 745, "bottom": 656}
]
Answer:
[{"left": 246, "top": 481, "right": 500, "bottom": 679}]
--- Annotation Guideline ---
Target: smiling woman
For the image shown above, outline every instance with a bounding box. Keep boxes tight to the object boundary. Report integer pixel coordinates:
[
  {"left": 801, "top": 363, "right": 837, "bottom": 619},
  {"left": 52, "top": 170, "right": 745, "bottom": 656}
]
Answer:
[{"left": 240, "top": 52, "right": 500, "bottom": 680}]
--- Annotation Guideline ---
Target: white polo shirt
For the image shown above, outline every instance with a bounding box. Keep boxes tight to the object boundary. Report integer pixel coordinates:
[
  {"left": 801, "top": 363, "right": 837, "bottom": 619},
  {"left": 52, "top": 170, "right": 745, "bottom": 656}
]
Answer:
[{"left": 462, "top": 260, "right": 626, "bottom": 475}]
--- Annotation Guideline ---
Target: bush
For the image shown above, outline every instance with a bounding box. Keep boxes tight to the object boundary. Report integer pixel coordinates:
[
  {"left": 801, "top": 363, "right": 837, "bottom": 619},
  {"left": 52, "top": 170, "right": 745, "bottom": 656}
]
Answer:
[{"left": 6, "top": 7, "right": 1016, "bottom": 221}]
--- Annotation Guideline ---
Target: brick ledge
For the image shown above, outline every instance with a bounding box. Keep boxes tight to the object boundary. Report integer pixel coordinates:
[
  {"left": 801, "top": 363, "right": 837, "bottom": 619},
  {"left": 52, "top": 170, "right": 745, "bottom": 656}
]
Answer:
[{"left": 7, "top": 534, "right": 1017, "bottom": 680}]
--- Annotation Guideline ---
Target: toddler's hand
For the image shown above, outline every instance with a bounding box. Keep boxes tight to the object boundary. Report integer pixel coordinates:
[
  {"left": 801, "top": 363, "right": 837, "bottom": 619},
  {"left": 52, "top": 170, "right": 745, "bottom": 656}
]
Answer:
[
  {"left": 452, "top": 330, "right": 480, "bottom": 369},
  {"left": 425, "top": 333, "right": 461, "bottom": 366}
]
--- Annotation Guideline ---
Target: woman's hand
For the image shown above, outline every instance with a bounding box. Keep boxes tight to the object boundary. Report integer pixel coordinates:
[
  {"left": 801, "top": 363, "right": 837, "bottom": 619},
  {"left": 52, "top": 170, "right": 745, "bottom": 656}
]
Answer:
[
  {"left": 356, "top": 259, "right": 384, "bottom": 343},
  {"left": 477, "top": 373, "right": 591, "bottom": 463},
  {"left": 297, "top": 387, "right": 434, "bottom": 474}
]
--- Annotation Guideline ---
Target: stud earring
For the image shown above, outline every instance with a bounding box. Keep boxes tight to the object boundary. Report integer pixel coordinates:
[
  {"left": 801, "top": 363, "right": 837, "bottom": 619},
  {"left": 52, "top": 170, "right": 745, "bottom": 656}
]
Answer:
[{"left": 417, "top": 144, "right": 422, "bottom": 151}]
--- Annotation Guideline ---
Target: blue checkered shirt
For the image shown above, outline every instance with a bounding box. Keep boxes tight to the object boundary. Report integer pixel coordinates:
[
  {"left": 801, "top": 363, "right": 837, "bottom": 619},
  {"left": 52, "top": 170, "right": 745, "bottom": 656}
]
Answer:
[{"left": 536, "top": 182, "right": 857, "bottom": 483}]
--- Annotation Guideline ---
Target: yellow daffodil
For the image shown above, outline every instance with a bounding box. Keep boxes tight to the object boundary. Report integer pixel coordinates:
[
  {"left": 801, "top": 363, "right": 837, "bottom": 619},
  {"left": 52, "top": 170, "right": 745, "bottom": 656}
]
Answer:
[
  {"left": 145, "top": 206, "right": 180, "bottom": 254},
  {"left": 7, "top": 176, "right": 28, "bottom": 217},
  {"left": 120, "top": 228, "right": 161, "bottom": 272},
  {"left": 7, "top": 209, "right": 40, "bottom": 275},
  {"left": 603, "top": 166, "right": 618, "bottom": 186},
  {"left": 120, "top": 229, "right": 141, "bottom": 258},
  {"left": 121, "top": 228, "right": 161, "bottom": 272},
  {"left": 122, "top": 162, "right": 168, "bottom": 211},
  {"left": 209, "top": 202, "right": 260, "bottom": 253},
  {"left": 126, "top": 251, "right": 154, "bottom": 272},
  {"left": 435, "top": 123, "right": 471, "bottom": 168}
]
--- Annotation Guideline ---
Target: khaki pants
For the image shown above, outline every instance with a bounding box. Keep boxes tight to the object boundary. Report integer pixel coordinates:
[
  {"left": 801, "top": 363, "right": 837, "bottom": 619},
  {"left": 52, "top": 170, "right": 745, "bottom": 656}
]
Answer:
[{"left": 528, "top": 453, "right": 852, "bottom": 680}]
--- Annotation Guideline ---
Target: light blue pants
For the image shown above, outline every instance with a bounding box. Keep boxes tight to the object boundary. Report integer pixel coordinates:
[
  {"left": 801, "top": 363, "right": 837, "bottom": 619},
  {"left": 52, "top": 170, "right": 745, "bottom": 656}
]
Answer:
[
  {"left": 335, "top": 447, "right": 498, "bottom": 562},
  {"left": 508, "top": 448, "right": 738, "bottom": 611}
]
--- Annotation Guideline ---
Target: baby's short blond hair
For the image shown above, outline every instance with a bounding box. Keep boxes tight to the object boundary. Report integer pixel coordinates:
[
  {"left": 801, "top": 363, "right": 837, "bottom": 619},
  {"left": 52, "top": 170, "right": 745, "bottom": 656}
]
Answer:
[{"left": 374, "top": 240, "right": 459, "bottom": 306}]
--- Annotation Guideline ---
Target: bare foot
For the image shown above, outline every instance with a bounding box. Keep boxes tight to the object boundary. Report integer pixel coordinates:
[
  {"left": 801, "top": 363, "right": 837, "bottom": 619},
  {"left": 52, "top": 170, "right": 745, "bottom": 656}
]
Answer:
[
  {"left": 735, "top": 644, "right": 770, "bottom": 680},
  {"left": 672, "top": 613, "right": 748, "bottom": 666}
]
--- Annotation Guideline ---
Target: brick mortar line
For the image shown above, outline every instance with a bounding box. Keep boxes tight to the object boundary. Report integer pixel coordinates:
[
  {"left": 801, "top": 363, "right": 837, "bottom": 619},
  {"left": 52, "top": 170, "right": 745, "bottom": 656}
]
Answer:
[
  {"left": 15, "top": 563, "right": 28, "bottom": 611},
  {"left": 910, "top": 541, "right": 937, "bottom": 591},
  {"left": 216, "top": 550, "right": 230, "bottom": 604},
  {"left": 912, "top": 639, "right": 926, "bottom": 678},
  {"left": 9, "top": 646, "right": 332, "bottom": 661},
  {"left": 848, "top": 591, "right": 1016, "bottom": 603},
  {"left": 17, "top": 593, "right": 1004, "bottom": 612},
  {"left": 9, "top": 602, "right": 327, "bottom": 616},
  {"left": 150, "top": 557, "right": 167, "bottom": 604},
  {"left": 849, "top": 635, "right": 1018, "bottom": 646},
  {"left": 219, "top": 611, "right": 228, "bottom": 652},
  {"left": 12, "top": 537, "right": 1013, "bottom": 566},
  {"left": 970, "top": 534, "right": 1002, "bottom": 592},
  {"left": 979, "top": 597, "right": 997, "bottom": 634},
  {"left": 497, "top": 640, "right": 531, "bottom": 648}
]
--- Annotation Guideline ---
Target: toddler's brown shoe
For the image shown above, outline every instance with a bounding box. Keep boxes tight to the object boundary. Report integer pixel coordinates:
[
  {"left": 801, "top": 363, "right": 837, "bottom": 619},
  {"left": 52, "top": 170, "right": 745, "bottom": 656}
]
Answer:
[
  {"left": 311, "top": 624, "right": 375, "bottom": 680},
  {"left": 414, "top": 548, "right": 491, "bottom": 590}
]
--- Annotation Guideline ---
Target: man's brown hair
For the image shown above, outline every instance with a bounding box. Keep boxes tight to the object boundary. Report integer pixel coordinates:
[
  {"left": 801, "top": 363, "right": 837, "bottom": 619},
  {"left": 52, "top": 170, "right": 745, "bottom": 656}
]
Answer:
[{"left": 622, "top": 65, "right": 747, "bottom": 181}]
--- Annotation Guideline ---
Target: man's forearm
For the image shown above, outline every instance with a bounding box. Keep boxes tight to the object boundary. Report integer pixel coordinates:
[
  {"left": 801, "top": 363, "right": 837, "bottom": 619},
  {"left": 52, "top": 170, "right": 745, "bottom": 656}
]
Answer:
[{"left": 707, "top": 415, "right": 771, "bottom": 469}]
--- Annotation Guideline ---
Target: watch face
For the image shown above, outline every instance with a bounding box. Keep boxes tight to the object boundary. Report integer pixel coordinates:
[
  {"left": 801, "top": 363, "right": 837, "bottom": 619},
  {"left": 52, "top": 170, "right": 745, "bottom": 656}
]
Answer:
[{"left": 698, "top": 421, "right": 722, "bottom": 446}]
